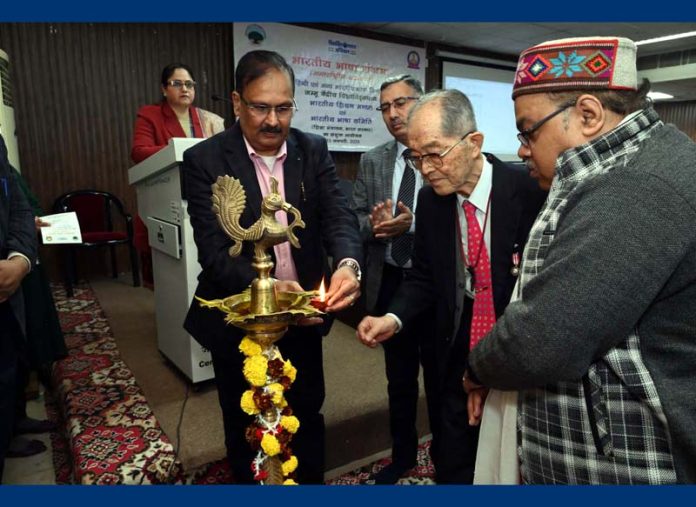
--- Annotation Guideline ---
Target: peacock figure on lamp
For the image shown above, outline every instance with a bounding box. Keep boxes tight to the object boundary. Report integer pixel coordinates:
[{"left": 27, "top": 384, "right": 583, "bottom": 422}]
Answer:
[{"left": 196, "top": 175, "right": 323, "bottom": 485}]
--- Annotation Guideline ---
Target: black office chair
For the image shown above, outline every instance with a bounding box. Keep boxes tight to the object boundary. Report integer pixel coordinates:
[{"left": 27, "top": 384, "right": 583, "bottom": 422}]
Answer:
[{"left": 53, "top": 190, "right": 140, "bottom": 296}]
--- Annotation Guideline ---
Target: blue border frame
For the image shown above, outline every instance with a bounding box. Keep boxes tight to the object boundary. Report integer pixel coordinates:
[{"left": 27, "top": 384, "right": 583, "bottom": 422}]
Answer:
[
  {"left": 2, "top": 2, "right": 696, "bottom": 504},
  {"left": 1, "top": 1, "right": 696, "bottom": 21}
]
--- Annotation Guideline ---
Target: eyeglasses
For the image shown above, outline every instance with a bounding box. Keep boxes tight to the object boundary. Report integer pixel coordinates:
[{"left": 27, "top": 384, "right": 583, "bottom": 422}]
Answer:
[
  {"left": 403, "top": 131, "right": 475, "bottom": 171},
  {"left": 239, "top": 95, "right": 298, "bottom": 119},
  {"left": 517, "top": 100, "right": 576, "bottom": 147},
  {"left": 376, "top": 96, "right": 419, "bottom": 112},
  {"left": 167, "top": 79, "right": 196, "bottom": 89}
]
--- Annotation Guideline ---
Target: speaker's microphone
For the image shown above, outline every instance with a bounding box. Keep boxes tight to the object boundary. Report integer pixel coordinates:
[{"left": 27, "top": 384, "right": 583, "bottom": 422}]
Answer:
[{"left": 212, "top": 94, "right": 234, "bottom": 105}]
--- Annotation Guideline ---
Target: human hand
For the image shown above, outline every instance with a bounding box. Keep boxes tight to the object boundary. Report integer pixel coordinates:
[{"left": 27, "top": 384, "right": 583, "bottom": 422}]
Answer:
[
  {"left": 466, "top": 387, "right": 489, "bottom": 426},
  {"left": 373, "top": 201, "right": 413, "bottom": 239},
  {"left": 35, "top": 216, "right": 51, "bottom": 230},
  {"left": 369, "top": 199, "right": 394, "bottom": 230},
  {"left": 324, "top": 266, "right": 360, "bottom": 313},
  {"left": 463, "top": 370, "right": 488, "bottom": 426},
  {"left": 0, "top": 257, "right": 30, "bottom": 303},
  {"left": 356, "top": 315, "right": 399, "bottom": 348}
]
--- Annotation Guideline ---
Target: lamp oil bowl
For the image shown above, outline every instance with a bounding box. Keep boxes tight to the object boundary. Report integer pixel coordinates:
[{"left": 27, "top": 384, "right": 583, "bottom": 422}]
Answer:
[
  {"left": 196, "top": 288, "right": 323, "bottom": 347},
  {"left": 196, "top": 175, "right": 324, "bottom": 484}
]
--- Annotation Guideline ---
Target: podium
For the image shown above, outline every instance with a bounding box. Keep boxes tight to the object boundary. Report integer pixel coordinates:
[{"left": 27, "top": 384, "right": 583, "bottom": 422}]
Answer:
[{"left": 128, "top": 138, "right": 214, "bottom": 384}]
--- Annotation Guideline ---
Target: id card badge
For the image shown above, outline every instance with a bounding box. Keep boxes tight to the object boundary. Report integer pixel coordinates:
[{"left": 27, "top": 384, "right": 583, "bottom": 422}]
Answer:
[{"left": 465, "top": 267, "right": 476, "bottom": 299}]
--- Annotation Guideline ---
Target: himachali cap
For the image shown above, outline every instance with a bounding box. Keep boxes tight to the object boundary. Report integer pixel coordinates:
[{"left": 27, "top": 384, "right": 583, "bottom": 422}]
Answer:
[{"left": 512, "top": 36, "right": 638, "bottom": 99}]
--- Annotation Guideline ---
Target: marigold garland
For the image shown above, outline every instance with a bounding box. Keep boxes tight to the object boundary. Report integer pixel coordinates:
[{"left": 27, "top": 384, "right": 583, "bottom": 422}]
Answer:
[
  {"left": 280, "top": 415, "right": 299, "bottom": 434},
  {"left": 239, "top": 334, "right": 300, "bottom": 485},
  {"left": 266, "top": 383, "right": 285, "bottom": 405},
  {"left": 283, "top": 360, "right": 297, "bottom": 382},
  {"left": 243, "top": 355, "right": 268, "bottom": 387},
  {"left": 260, "top": 433, "right": 281, "bottom": 456},
  {"left": 281, "top": 456, "right": 298, "bottom": 475},
  {"left": 241, "top": 390, "right": 260, "bottom": 415},
  {"left": 239, "top": 337, "right": 263, "bottom": 357}
]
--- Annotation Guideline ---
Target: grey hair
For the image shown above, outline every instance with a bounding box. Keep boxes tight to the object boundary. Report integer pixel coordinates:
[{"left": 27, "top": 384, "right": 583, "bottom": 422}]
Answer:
[
  {"left": 408, "top": 89, "right": 477, "bottom": 136},
  {"left": 380, "top": 74, "right": 424, "bottom": 95}
]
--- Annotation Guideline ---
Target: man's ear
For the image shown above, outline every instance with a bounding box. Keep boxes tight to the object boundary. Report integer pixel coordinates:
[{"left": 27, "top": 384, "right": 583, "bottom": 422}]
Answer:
[
  {"left": 468, "top": 131, "right": 484, "bottom": 159},
  {"left": 232, "top": 91, "right": 241, "bottom": 118},
  {"left": 575, "top": 94, "right": 606, "bottom": 137}
]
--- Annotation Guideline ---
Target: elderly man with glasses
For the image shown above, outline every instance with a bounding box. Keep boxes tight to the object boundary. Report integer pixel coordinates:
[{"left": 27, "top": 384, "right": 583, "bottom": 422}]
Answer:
[
  {"left": 182, "top": 50, "right": 362, "bottom": 484},
  {"left": 357, "top": 89, "right": 546, "bottom": 483},
  {"left": 352, "top": 75, "right": 441, "bottom": 484},
  {"left": 465, "top": 36, "right": 696, "bottom": 485}
]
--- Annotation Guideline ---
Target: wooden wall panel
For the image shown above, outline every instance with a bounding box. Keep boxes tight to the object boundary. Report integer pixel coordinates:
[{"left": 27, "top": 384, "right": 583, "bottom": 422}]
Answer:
[
  {"left": 0, "top": 22, "right": 235, "bottom": 278},
  {"left": 654, "top": 100, "right": 696, "bottom": 141}
]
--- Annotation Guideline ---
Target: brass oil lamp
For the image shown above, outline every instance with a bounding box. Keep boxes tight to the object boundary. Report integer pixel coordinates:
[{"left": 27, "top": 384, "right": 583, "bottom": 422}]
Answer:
[{"left": 196, "top": 175, "right": 323, "bottom": 484}]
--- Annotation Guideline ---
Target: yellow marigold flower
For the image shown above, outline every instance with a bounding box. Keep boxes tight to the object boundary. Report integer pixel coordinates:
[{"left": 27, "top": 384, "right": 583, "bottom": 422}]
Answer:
[
  {"left": 240, "top": 390, "right": 259, "bottom": 415},
  {"left": 243, "top": 355, "right": 268, "bottom": 387},
  {"left": 280, "top": 415, "right": 300, "bottom": 434},
  {"left": 260, "top": 433, "right": 281, "bottom": 456},
  {"left": 281, "top": 456, "right": 298, "bottom": 476},
  {"left": 283, "top": 479, "right": 298, "bottom": 485},
  {"left": 239, "top": 337, "right": 262, "bottom": 357},
  {"left": 266, "top": 383, "right": 284, "bottom": 404},
  {"left": 283, "top": 359, "right": 297, "bottom": 383}
]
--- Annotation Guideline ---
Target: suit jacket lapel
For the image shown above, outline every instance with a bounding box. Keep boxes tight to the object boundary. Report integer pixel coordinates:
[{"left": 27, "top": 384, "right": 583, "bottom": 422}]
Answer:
[
  {"left": 382, "top": 141, "right": 397, "bottom": 200},
  {"left": 489, "top": 156, "right": 520, "bottom": 313},
  {"left": 161, "top": 102, "right": 187, "bottom": 139},
  {"left": 283, "top": 134, "right": 302, "bottom": 209},
  {"left": 441, "top": 194, "right": 458, "bottom": 315},
  {"left": 223, "top": 123, "right": 263, "bottom": 222}
]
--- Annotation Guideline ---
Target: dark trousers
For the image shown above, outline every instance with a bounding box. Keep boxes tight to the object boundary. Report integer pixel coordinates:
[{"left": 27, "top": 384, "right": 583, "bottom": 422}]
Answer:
[
  {"left": 0, "top": 304, "right": 21, "bottom": 483},
  {"left": 376, "top": 264, "right": 440, "bottom": 468},
  {"left": 433, "top": 297, "right": 480, "bottom": 484},
  {"left": 210, "top": 325, "right": 325, "bottom": 484}
]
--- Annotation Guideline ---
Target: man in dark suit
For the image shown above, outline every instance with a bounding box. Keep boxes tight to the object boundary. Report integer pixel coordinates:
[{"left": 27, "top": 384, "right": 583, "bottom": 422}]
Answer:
[
  {"left": 357, "top": 89, "right": 545, "bottom": 483},
  {"left": 352, "top": 75, "right": 439, "bottom": 484},
  {"left": 0, "top": 133, "right": 37, "bottom": 482},
  {"left": 183, "top": 50, "right": 362, "bottom": 484}
]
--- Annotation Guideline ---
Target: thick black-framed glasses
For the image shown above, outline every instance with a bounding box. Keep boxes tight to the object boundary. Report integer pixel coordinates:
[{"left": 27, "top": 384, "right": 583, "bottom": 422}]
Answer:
[
  {"left": 239, "top": 95, "right": 298, "bottom": 119},
  {"left": 168, "top": 79, "right": 196, "bottom": 89},
  {"left": 517, "top": 100, "right": 576, "bottom": 147},
  {"left": 376, "top": 96, "right": 419, "bottom": 112},
  {"left": 403, "top": 130, "right": 475, "bottom": 171}
]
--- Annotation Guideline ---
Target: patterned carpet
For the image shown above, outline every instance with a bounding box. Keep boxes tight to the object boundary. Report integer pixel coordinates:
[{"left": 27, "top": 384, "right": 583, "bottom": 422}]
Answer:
[
  {"left": 49, "top": 282, "right": 183, "bottom": 484},
  {"left": 47, "top": 281, "right": 436, "bottom": 485}
]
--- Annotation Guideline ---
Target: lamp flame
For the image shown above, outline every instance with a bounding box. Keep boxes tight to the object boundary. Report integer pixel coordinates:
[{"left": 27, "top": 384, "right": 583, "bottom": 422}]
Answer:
[{"left": 318, "top": 279, "right": 326, "bottom": 302}]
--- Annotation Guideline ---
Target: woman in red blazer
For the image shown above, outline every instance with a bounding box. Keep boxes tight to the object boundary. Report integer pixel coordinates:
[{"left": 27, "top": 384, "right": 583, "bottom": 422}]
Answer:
[
  {"left": 130, "top": 63, "right": 225, "bottom": 286},
  {"left": 131, "top": 63, "right": 224, "bottom": 163}
]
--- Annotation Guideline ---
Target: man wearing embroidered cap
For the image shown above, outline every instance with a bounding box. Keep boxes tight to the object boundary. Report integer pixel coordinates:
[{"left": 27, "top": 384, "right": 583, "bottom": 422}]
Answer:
[{"left": 465, "top": 36, "right": 696, "bottom": 484}]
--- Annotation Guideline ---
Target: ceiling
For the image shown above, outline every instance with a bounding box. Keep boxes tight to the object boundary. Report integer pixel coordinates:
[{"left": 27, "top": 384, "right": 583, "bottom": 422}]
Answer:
[{"left": 334, "top": 22, "right": 696, "bottom": 101}]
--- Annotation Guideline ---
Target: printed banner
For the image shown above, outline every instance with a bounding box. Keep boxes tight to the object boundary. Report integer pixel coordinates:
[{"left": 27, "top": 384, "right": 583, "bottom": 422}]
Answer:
[{"left": 233, "top": 23, "right": 426, "bottom": 152}]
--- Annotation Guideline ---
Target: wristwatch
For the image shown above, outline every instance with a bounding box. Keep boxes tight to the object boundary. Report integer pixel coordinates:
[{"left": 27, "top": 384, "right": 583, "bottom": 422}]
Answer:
[{"left": 337, "top": 258, "right": 362, "bottom": 283}]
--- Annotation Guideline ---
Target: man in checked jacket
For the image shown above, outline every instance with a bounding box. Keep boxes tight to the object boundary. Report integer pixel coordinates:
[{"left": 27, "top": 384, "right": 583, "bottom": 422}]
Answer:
[{"left": 465, "top": 36, "right": 696, "bottom": 484}]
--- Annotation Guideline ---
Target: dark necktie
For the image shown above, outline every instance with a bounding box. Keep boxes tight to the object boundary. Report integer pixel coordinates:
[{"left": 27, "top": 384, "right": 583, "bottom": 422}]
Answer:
[
  {"left": 463, "top": 201, "right": 496, "bottom": 349},
  {"left": 391, "top": 161, "right": 416, "bottom": 266}
]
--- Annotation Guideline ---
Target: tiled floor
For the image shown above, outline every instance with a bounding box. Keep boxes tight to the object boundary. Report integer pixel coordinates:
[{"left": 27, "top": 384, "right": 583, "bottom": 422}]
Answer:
[{"left": 3, "top": 393, "right": 57, "bottom": 484}]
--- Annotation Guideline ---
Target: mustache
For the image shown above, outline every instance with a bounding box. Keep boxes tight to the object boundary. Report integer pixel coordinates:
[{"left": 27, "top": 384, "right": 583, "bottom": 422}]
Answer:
[{"left": 260, "top": 126, "right": 282, "bottom": 134}]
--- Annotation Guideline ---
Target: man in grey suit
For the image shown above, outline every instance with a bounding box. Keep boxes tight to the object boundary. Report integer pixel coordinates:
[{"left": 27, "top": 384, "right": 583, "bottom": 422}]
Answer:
[{"left": 352, "top": 75, "right": 439, "bottom": 484}]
